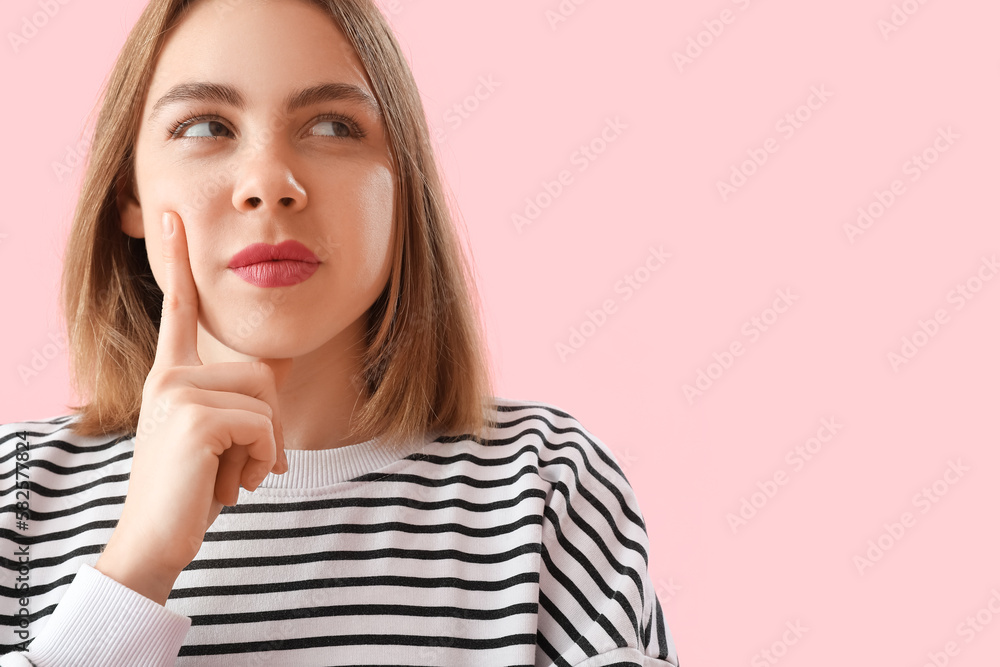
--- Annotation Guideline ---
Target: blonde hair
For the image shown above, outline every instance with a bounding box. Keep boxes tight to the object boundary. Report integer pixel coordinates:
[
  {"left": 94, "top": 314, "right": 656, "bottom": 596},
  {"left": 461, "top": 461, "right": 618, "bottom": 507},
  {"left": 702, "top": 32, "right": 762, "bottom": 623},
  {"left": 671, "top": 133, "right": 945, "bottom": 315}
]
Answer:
[{"left": 60, "top": 0, "right": 496, "bottom": 447}]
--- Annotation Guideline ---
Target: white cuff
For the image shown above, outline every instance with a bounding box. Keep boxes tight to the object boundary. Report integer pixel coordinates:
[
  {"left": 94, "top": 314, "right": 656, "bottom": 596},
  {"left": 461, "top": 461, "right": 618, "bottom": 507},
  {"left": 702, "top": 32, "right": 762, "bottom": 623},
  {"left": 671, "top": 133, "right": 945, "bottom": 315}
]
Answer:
[{"left": 22, "top": 563, "right": 190, "bottom": 667}]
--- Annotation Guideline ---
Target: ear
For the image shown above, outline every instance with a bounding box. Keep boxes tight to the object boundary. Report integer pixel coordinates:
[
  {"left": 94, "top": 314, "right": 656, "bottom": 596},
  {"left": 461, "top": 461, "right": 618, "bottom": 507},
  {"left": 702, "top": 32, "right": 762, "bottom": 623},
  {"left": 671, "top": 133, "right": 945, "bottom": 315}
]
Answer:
[{"left": 118, "top": 178, "right": 145, "bottom": 239}]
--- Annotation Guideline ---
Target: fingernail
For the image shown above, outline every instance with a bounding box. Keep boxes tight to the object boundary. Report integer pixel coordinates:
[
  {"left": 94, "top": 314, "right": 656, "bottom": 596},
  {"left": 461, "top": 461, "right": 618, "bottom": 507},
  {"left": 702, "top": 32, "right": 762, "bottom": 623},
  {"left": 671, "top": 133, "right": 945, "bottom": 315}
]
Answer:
[{"left": 161, "top": 212, "right": 174, "bottom": 239}]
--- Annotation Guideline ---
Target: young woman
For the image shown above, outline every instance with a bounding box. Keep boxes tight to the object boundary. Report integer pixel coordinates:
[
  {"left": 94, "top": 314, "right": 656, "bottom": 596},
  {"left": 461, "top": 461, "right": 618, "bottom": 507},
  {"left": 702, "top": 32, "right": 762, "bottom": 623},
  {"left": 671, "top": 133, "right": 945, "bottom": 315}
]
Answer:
[{"left": 0, "top": 0, "right": 680, "bottom": 664}]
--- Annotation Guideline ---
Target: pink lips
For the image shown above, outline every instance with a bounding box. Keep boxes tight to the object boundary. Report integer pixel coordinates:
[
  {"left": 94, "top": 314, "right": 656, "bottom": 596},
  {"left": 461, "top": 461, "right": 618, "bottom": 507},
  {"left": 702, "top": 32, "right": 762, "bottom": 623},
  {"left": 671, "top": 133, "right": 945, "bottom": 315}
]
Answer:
[{"left": 228, "top": 240, "right": 320, "bottom": 288}]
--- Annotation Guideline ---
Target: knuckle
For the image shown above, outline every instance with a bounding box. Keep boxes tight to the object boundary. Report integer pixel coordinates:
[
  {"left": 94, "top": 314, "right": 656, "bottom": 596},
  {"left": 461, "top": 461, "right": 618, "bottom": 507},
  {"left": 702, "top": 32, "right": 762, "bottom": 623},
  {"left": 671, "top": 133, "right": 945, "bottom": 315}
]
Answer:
[
  {"left": 142, "top": 370, "right": 168, "bottom": 396},
  {"left": 174, "top": 386, "right": 198, "bottom": 406},
  {"left": 186, "top": 403, "right": 209, "bottom": 423},
  {"left": 152, "top": 366, "right": 180, "bottom": 387},
  {"left": 161, "top": 290, "right": 180, "bottom": 312},
  {"left": 258, "top": 411, "right": 274, "bottom": 434},
  {"left": 179, "top": 403, "right": 214, "bottom": 434}
]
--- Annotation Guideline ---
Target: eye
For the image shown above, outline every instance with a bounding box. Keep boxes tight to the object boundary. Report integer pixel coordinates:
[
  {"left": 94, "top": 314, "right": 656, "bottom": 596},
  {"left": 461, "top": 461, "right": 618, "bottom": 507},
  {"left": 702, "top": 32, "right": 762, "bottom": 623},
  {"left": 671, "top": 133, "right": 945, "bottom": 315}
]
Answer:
[
  {"left": 311, "top": 120, "right": 352, "bottom": 138},
  {"left": 168, "top": 112, "right": 367, "bottom": 141},
  {"left": 168, "top": 115, "right": 233, "bottom": 140},
  {"left": 310, "top": 112, "right": 367, "bottom": 140}
]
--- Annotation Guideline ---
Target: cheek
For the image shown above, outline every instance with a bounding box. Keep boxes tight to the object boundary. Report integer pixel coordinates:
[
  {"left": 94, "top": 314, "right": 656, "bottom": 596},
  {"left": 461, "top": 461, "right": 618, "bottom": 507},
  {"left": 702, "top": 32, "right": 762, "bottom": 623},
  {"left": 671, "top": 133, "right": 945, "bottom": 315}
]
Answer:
[
  {"left": 146, "top": 169, "right": 228, "bottom": 229},
  {"left": 140, "top": 213, "right": 221, "bottom": 306},
  {"left": 347, "top": 165, "right": 395, "bottom": 287},
  {"left": 311, "top": 164, "right": 394, "bottom": 281},
  {"left": 137, "top": 162, "right": 232, "bottom": 290}
]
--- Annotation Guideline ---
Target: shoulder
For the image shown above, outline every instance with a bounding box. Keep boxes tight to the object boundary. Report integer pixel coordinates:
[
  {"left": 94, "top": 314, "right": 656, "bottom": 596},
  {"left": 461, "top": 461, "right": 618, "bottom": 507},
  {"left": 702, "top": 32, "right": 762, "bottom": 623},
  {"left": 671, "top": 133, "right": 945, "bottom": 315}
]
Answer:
[
  {"left": 0, "top": 414, "right": 135, "bottom": 500},
  {"left": 490, "top": 396, "right": 596, "bottom": 436},
  {"left": 1, "top": 414, "right": 133, "bottom": 463},
  {"left": 1, "top": 414, "right": 86, "bottom": 468},
  {"left": 488, "top": 398, "right": 680, "bottom": 666},
  {"left": 487, "top": 396, "right": 639, "bottom": 528},
  {"left": 484, "top": 396, "right": 650, "bottom": 575},
  {"left": 0, "top": 413, "right": 79, "bottom": 437},
  {"left": 488, "top": 396, "right": 622, "bottom": 464}
]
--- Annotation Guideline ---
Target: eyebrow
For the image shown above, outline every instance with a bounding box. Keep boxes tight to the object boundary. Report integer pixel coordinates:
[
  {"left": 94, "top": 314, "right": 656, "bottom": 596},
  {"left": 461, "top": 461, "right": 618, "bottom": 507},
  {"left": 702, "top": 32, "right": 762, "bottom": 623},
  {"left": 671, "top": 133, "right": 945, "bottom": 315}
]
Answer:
[{"left": 148, "top": 81, "right": 382, "bottom": 123}]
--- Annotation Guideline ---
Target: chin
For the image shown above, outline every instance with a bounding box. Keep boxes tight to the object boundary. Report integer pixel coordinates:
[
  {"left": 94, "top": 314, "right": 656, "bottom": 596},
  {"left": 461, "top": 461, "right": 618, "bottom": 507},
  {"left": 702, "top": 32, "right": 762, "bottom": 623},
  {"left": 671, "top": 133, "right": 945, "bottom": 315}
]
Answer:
[{"left": 219, "top": 331, "right": 315, "bottom": 359}]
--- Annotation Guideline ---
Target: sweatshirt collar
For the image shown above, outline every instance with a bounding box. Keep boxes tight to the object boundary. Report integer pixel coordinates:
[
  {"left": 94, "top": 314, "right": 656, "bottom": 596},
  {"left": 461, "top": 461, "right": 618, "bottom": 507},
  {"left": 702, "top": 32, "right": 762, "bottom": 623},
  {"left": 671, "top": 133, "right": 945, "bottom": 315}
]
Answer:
[{"left": 254, "top": 430, "right": 438, "bottom": 491}]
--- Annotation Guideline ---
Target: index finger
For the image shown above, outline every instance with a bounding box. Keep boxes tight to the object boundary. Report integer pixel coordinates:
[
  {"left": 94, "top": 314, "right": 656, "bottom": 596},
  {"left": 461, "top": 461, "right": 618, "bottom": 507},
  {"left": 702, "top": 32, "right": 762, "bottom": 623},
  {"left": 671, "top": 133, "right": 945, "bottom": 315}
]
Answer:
[{"left": 153, "top": 211, "right": 202, "bottom": 368}]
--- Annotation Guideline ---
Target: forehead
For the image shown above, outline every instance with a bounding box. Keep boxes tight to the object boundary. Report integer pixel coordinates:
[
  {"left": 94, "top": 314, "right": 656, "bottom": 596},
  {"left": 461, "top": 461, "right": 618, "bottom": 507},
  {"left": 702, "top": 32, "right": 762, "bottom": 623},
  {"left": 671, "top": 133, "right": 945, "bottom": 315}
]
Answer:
[{"left": 143, "top": 0, "right": 372, "bottom": 117}]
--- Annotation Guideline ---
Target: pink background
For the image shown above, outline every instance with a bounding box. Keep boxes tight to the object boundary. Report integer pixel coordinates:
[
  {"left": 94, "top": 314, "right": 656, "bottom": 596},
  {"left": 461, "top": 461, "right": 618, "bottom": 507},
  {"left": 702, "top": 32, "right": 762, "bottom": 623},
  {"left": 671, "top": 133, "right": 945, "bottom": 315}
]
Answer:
[{"left": 2, "top": 0, "right": 999, "bottom": 664}]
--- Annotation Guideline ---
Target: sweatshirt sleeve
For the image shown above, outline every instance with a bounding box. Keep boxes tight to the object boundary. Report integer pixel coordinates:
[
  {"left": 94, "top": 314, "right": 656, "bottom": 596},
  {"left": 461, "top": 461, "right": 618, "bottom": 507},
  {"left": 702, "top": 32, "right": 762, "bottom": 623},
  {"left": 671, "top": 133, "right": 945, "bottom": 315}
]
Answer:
[
  {"left": 1, "top": 564, "right": 190, "bottom": 667},
  {"left": 533, "top": 408, "right": 680, "bottom": 667}
]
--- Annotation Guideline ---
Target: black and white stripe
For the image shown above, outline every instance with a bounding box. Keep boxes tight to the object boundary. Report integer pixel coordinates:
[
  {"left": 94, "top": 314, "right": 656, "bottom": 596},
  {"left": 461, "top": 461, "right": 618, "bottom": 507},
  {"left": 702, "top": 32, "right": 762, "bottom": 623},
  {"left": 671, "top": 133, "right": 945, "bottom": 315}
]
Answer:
[{"left": 0, "top": 398, "right": 679, "bottom": 666}]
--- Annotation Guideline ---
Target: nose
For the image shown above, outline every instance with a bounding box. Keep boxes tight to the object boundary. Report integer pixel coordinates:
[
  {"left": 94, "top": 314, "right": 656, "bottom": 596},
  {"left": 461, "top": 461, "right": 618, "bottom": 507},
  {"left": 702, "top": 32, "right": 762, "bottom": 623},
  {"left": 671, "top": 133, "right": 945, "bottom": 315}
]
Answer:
[{"left": 231, "top": 146, "right": 308, "bottom": 213}]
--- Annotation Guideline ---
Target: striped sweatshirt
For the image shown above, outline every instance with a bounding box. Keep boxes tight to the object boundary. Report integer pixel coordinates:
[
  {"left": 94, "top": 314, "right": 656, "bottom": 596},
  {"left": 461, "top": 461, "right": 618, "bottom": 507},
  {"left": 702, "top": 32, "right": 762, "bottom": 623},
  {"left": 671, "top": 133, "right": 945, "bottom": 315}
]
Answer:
[{"left": 1, "top": 397, "right": 680, "bottom": 666}]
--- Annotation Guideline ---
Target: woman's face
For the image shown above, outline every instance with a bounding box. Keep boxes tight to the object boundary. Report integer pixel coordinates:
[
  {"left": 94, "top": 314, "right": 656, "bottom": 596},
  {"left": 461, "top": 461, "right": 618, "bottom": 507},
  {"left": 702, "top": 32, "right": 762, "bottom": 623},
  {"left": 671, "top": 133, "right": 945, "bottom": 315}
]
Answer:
[{"left": 119, "top": 0, "right": 394, "bottom": 361}]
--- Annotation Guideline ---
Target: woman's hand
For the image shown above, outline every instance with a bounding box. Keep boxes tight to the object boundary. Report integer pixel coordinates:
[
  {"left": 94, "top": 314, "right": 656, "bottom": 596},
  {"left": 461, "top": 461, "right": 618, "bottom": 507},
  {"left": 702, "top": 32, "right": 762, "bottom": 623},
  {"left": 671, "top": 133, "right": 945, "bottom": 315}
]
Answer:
[{"left": 95, "top": 210, "right": 289, "bottom": 606}]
